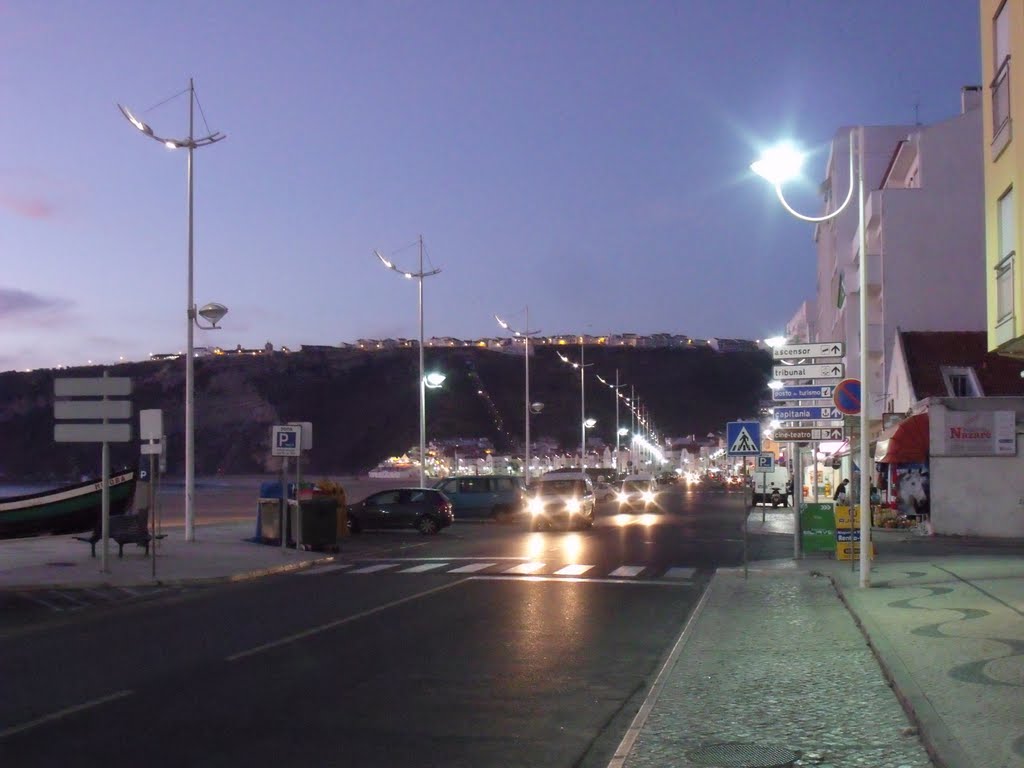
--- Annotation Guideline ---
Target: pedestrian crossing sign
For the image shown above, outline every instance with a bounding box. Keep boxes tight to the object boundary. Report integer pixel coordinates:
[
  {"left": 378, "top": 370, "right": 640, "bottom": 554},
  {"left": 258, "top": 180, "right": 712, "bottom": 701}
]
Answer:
[{"left": 726, "top": 421, "right": 761, "bottom": 456}]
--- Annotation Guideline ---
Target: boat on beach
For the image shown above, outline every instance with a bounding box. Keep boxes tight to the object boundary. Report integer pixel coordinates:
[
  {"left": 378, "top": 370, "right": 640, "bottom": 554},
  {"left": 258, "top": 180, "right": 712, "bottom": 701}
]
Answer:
[{"left": 0, "top": 470, "right": 137, "bottom": 539}]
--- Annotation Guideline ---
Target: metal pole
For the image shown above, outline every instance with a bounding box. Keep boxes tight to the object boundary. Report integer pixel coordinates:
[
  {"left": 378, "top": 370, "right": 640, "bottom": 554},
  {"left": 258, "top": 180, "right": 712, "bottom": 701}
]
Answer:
[
  {"left": 149, "top": 453, "right": 157, "bottom": 580},
  {"left": 418, "top": 235, "right": 426, "bottom": 488},
  {"left": 524, "top": 306, "right": 531, "bottom": 484},
  {"left": 185, "top": 77, "right": 196, "bottom": 543},
  {"left": 580, "top": 340, "right": 585, "bottom": 466},
  {"left": 614, "top": 369, "right": 620, "bottom": 465},
  {"left": 296, "top": 447, "right": 303, "bottom": 550},
  {"left": 100, "top": 370, "right": 110, "bottom": 573},
  {"left": 280, "top": 457, "right": 288, "bottom": 552},
  {"left": 857, "top": 126, "right": 871, "bottom": 588},
  {"left": 794, "top": 445, "right": 802, "bottom": 559}
]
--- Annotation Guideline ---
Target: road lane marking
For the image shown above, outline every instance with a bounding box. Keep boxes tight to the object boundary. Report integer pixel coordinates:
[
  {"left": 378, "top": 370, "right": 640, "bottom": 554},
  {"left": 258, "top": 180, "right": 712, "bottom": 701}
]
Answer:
[
  {"left": 606, "top": 576, "right": 716, "bottom": 768},
  {"left": 0, "top": 690, "right": 134, "bottom": 740},
  {"left": 609, "top": 565, "right": 645, "bottom": 578},
  {"left": 349, "top": 564, "right": 398, "bottom": 574},
  {"left": 554, "top": 564, "right": 594, "bottom": 576},
  {"left": 295, "top": 564, "right": 353, "bottom": 575},
  {"left": 663, "top": 567, "right": 696, "bottom": 579},
  {"left": 468, "top": 575, "right": 692, "bottom": 587},
  {"left": 447, "top": 562, "right": 497, "bottom": 573},
  {"left": 399, "top": 563, "right": 449, "bottom": 573},
  {"left": 503, "top": 561, "right": 546, "bottom": 575},
  {"left": 226, "top": 580, "right": 470, "bottom": 662}
]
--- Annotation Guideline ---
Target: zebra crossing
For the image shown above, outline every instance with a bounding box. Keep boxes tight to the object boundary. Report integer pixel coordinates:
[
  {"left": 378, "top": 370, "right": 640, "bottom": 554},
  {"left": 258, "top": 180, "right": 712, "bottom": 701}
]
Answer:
[{"left": 295, "top": 560, "right": 700, "bottom": 583}]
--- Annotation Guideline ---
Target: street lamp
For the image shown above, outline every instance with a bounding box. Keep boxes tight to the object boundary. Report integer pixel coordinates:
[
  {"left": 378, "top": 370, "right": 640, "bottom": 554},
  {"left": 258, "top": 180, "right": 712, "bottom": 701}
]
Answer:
[
  {"left": 751, "top": 128, "right": 871, "bottom": 588},
  {"left": 597, "top": 370, "right": 627, "bottom": 470},
  {"left": 495, "top": 308, "right": 540, "bottom": 483},
  {"left": 556, "top": 347, "right": 592, "bottom": 466},
  {"left": 119, "top": 79, "right": 226, "bottom": 543},
  {"left": 375, "top": 235, "right": 441, "bottom": 488}
]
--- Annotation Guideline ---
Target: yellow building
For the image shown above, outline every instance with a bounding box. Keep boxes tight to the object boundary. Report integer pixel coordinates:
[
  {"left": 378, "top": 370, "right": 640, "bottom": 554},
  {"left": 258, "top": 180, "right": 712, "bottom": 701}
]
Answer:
[{"left": 982, "top": 0, "right": 1024, "bottom": 356}]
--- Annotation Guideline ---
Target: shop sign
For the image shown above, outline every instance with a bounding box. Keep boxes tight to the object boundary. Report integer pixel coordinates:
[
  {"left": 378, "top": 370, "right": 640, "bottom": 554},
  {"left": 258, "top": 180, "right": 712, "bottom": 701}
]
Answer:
[{"left": 933, "top": 410, "right": 1016, "bottom": 457}]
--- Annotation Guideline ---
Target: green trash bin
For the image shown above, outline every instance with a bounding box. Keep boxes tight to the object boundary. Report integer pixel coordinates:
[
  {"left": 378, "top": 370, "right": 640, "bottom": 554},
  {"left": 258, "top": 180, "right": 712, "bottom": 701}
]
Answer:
[{"left": 289, "top": 497, "right": 339, "bottom": 551}]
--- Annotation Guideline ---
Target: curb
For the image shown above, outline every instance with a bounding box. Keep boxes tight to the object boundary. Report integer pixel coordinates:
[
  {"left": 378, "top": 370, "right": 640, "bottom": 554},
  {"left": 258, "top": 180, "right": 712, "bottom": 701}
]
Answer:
[
  {"left": 0, "top": 554, "right": 337, "bottom": 592},
  {"left": 828, "top": 575, "right": 975, "bottom": 768}
]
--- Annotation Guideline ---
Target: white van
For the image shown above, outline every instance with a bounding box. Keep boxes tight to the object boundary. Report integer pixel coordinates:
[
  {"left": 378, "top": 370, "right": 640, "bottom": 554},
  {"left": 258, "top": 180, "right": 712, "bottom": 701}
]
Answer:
[{"left": 751, "top": 466, "right": 790, "bottom": 507}]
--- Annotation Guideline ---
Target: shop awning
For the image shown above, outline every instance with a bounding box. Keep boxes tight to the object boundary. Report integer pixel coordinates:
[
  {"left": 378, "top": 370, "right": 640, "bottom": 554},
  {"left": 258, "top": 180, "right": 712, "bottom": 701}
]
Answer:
[{"left": 874, "top": 413, "right": 929, "bottom": 464}]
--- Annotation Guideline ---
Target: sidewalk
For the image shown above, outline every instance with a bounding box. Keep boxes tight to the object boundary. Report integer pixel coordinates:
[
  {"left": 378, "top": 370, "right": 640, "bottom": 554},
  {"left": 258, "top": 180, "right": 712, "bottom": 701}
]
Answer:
[
  {"left": 616, "top": 511, "right": 1024, "bottom": 768},
  {"left": 0, "top": 522, "right": 330, "bottom": 589}
]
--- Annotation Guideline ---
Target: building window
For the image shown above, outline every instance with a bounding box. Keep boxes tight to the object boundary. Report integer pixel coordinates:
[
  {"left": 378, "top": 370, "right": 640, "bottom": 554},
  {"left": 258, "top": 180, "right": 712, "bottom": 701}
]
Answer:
[
  {"left": 940, "top": 366, "right": 982, "bottom": 397},
  {"left": 992, "top": 3, "right": 1012, "bottom": 150},
  {"left": 997, "top": 188, "right": 1016, "bottom": 322}
]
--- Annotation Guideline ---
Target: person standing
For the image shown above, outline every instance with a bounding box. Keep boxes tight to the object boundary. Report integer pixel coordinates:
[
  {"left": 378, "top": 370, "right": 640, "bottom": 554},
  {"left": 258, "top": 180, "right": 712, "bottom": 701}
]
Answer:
[{"left": 832, "top": 478, "right": 849, "bottom": 504}]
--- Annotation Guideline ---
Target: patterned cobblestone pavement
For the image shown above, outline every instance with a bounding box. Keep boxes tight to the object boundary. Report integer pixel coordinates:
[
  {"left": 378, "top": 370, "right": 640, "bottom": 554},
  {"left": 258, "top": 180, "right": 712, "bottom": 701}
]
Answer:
[{"left": 621, "top": 571, "right": 933, "bottom": 768}]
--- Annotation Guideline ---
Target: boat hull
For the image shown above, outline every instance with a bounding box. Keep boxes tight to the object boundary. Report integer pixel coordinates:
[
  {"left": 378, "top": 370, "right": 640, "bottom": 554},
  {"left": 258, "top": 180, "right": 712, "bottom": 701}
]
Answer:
[{"left": 0, "top": 471, "right": 137, "bottom": 539}]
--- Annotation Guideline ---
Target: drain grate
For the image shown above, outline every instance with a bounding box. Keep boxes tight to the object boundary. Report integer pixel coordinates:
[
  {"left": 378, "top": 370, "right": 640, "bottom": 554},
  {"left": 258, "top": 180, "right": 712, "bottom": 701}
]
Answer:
[
  {"left": 686, "top": 742, "right": 799, "bottom": 768},
  {"left": 44, "top": 561, "right": 77, "bottom": 567}
]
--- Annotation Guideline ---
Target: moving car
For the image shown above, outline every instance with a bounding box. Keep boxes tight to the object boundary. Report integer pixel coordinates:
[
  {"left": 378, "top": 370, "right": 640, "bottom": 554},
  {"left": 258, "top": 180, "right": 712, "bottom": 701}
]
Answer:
[
  {"left": 616, "top": 473, "right": 659, "bottom": 512},
  {"left": 432, "top": 475, "right": 525, "bottom": 520},
  {"left": 526, "top": 472, "right": 596, "bottom": 531},
  {"left": 347, "top": 488, "right": 453, "bottom": 534}
]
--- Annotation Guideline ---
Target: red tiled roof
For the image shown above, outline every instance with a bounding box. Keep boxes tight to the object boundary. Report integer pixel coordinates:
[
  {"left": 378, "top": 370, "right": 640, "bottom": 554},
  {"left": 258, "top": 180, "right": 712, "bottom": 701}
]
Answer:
[{"left": 901, "top": 331, "right": 1024, "bottom": 398}]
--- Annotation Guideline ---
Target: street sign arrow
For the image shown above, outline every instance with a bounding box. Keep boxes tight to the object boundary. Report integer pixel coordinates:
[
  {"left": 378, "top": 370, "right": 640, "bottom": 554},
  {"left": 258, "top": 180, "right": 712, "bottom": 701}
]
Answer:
[
  {"left": 772, "top": 426, "right": 846, "bottom": 442},
  {"left": 773, "top": 363, "right": 845, "bottom": 380},
  {"left": 772, "top": 342, "right": 845, "bottom": 360}
]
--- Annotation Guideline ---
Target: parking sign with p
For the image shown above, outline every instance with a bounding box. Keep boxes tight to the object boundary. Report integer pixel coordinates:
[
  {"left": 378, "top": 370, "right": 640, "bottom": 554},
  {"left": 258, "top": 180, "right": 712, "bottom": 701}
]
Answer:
[{"left": 272, "top": 425, "right": 301, "bottom": 457}]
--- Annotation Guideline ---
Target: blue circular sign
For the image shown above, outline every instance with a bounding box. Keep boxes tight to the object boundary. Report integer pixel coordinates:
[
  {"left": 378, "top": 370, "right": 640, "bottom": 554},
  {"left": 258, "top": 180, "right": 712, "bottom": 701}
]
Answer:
[{"left": 833, "top": 378, "right": 861, "bottom": 415}]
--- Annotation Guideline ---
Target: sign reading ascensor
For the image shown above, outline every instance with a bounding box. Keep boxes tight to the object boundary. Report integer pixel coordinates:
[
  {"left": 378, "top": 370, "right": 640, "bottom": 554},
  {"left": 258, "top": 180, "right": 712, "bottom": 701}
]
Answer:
[
  {"left": 771, "top": 342, "right": 844, "bottom": 359},
  {"left": 931, "top": 409, "right": 1016, "bottom": 456}
]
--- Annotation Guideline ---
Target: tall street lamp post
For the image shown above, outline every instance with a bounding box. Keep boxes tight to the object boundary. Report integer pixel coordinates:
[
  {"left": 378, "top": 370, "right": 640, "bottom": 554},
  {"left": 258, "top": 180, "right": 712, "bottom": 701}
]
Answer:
[
  {"left": 751, "top": 129, "right": 871, "bottom": 588},
  {"left": 376, "top": 236, "right": 441, "bottom": 488},
  {"left": 597, "top": 370, "right": 627, "bottom": 466},
  {"left": 119, "top": 79, "right": 226, "bottom": 543},
  {"left": 495, "top": 309, "right": 539, "bottom": 483}
]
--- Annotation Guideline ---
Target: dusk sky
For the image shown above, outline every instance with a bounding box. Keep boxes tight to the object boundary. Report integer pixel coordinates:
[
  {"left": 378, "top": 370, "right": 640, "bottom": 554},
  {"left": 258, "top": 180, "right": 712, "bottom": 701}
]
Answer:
[{"left": 0, "top": 1, "right": 981, "bottom": 371}]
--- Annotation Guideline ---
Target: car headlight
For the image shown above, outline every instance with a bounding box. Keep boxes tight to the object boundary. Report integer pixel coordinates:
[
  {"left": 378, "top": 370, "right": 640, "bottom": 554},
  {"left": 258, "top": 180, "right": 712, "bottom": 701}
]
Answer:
[
  {"left": 566, "top": 498, "right": 581, "bottom": 513},
  {"left": 616, "top": 492, "right": 629, "bottom": 503},
  {"left": 528, "top": 497, "right": 544, "bottom": 515},
  {"left": 642, "top": 491, "right": 655, "bottom": 503}
]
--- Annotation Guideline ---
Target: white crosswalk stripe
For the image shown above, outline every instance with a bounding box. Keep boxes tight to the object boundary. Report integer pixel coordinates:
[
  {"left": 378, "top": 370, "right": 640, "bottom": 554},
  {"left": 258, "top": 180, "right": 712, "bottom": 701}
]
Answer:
[
  {"left": 663, "top": 567, "right": 696, "bottom": 579},
  {"left": 399, "top": 563, "right": 449, "bottom": 573},
  {"left": 554, "top": 564, "right": 594, "bottom": 576},
  {"left": 503, "top": 561, "right": 546, "bottom": 575},
  {"left": 447, "top": 562, "right": 498, "bottom": 573},
  {"left": 297, "top": 564, "right": 353, "bottom": 575},
  {"left": 349, "top": 564, "right": 398, "bottom": 574},
  {"left": 609, "top": 565, "right": 645, "bottom": 578}
]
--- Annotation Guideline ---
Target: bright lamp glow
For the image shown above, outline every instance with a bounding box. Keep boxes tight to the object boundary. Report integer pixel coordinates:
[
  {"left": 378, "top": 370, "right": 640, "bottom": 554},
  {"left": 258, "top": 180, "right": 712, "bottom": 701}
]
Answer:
[
  {"left": 764, "top": 336, "right": 787, "bottom": 348},
  {"left": 750, "top": 143, "right": 805, "bottom": 186},
  {"left": 767, "top": 380, "right": 784, "bottom": 390},
  {"left": 424, "top": 372, "right": 446, "bottom": 388}
]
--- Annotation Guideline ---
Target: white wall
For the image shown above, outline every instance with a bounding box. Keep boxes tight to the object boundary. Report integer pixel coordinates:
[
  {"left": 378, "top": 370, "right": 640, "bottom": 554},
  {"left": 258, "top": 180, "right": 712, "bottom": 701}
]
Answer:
[{"left": 931, "top": 444, "right": 1024, "bottom": 536}]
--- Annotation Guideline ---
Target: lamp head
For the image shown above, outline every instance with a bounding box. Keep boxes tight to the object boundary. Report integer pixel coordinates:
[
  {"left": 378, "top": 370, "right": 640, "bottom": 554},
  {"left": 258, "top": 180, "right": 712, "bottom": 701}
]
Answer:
[
  {"left": 764, "top": 335, "right": 788, "bottom": 348},
  {"left": 584, "top": 418, "right": 597, "bottom": 428},
  {"left": 530, "top": 401, "right": 544, "bottom": 414},
  {"left": 424, "top": 372, "right": 446, "bottom": 389},
  {"left": 750, "top": 142, "right": 805, "bottom": 186},
  {"left": 197, "top": 302, "right": 228, "bottom": 328}
]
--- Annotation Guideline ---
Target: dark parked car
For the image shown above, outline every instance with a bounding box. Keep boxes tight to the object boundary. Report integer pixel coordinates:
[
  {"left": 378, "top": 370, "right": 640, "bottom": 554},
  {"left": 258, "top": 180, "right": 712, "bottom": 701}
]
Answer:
[
  {"left": 432, "top": 475, "right": 525, "bottom": 520},
  {"left": 347, "top": 488, "right": 453, "bottom": 535}
]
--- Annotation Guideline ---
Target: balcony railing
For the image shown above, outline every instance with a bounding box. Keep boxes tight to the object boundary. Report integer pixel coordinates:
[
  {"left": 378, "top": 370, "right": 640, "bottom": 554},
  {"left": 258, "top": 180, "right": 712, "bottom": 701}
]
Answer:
[{"left": 991, "top": 56, "right": 1011, "bottom": 156}]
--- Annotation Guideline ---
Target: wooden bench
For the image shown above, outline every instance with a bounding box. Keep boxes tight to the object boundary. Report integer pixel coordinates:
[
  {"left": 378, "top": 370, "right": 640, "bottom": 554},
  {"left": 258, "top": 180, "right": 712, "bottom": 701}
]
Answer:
[{"left": 74, "top": 510, "right": 165, "bottom": 557}]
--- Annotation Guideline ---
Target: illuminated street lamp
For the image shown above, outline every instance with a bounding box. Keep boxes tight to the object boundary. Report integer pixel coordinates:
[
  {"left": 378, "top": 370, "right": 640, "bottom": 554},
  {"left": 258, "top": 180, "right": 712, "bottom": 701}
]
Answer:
[
  {"left": 375, "top": 235, "right": 442, "bottom": 487},
  {"left": 557, "top": 346, "right": 593, "bottom": 466},
  {"left": 596, "top": 370, "right": 627, "bottom": 462},
  {"left": 119, "top": 79, "right": 226, "bottom": 543},
  {"left": 496, "top": 308, "right": 539, "bottom": 483},
  {"left": 752, "top": 129, "right": 871, "bottom": 588}
]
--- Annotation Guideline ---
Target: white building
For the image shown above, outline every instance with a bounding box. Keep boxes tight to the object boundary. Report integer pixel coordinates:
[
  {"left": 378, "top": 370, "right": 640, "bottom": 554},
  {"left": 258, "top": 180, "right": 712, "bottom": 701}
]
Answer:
[{"left": 813, "top": 94, "right": 984, "bottom": 440}]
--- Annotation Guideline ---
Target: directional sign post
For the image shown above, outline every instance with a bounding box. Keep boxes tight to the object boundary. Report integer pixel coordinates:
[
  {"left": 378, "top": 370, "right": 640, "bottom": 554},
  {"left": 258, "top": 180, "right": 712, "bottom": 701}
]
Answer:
[
  {"left": 771, "top": 384, "right": 836, "bottom": 401},
  {"left": 773, "top": 406, "right": 843, "bottom": 421},
  {"left": 773, "top": 363, "right": 846, "bottom": 380},
  {"left": 54, "top": 375, "right": 133, "bottom": 574},
  {"left": 773, "top": 426, "right": 846, "bottom": 442},
  {"left": 772, "top": 341, "right": 845, "bottom": 359}
]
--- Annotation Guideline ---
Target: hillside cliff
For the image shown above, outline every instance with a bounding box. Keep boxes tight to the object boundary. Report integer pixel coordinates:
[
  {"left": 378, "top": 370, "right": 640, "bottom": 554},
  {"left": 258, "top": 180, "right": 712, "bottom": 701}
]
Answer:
[{"left": 0, "top": 346, "right": 770, "bottom": 480}]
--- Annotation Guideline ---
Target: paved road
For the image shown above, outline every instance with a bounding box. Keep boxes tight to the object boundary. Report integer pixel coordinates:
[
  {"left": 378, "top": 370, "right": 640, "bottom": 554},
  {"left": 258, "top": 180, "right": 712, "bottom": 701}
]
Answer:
[{"left": 0, "top": 483, "right": 789, "bottom": 767}]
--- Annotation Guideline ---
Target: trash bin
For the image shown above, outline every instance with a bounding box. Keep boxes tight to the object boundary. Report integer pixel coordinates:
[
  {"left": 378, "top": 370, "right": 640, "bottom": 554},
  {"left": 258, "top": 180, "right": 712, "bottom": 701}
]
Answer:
[
  {"left": 289, "top": 497, "right": 338, "bottom": 551},
  {"left": 259, "top": 498, "right": 284, "bottom": 542}
]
